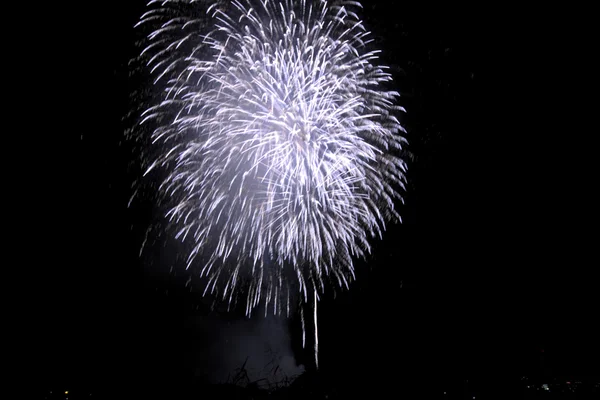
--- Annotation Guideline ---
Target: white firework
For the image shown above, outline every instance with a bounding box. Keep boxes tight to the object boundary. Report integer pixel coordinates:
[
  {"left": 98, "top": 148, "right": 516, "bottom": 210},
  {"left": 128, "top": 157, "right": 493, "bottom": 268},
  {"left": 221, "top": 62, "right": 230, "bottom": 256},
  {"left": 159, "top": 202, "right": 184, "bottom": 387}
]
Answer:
[{"left": 133, "top": 0, "right": 407, "bottom": 367}]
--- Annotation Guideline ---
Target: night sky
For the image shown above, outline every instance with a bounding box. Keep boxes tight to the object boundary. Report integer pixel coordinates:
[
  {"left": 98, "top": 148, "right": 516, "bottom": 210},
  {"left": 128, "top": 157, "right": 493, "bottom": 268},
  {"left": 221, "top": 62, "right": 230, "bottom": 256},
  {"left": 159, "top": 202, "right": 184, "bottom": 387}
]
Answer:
[{"left": 29, "top": 1, "right": 596, "bottom": 398}]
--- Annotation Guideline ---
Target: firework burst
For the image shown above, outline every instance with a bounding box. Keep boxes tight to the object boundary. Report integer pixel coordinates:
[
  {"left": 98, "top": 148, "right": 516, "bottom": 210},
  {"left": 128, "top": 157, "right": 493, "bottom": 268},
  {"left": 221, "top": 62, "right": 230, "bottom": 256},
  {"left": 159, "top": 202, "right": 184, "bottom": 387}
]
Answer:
[{"left": 132, "top": 0, "right": 407, "bottom": 367}]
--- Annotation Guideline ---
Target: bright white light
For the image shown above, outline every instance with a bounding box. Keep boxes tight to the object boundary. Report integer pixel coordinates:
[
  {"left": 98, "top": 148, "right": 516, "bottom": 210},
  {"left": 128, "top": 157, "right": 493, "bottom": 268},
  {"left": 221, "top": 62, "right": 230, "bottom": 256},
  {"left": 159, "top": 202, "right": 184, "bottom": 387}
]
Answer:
[
  {"left": 133, "top": 0, "right": 407, "bottom": 367},
  {"left": 135, "top": 0, "right": 407, "bottom": 316}
]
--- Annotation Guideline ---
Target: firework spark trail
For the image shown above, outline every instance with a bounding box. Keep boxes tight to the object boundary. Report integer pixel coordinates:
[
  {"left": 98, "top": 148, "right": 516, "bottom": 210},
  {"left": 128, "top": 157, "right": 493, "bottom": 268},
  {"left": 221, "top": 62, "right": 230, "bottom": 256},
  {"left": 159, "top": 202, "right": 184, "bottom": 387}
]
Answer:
[{"left": 132, "top": 0, "right": 407, "bottom": 367}]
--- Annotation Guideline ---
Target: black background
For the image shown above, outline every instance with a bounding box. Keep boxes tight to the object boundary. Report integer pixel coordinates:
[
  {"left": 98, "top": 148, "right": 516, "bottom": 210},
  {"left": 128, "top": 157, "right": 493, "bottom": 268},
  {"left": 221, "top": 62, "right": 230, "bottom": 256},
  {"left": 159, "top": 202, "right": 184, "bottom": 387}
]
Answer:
[{"left": 27, "top": 1, "right": 596, "bottom": 398}]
